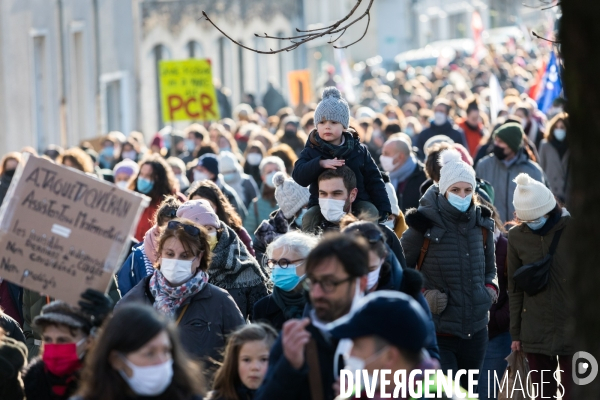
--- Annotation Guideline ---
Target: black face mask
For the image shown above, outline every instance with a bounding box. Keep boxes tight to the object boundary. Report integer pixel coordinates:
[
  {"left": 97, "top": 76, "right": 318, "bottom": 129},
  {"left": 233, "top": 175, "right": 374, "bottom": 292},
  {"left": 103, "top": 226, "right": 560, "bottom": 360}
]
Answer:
[
  {"left": 284, "top": 129, "right": 297, "bottom": 137},
  {"left": 3, "top": 169, "right": 16, "bottom": 178},
  {"left": 493, "top": 145, "right": 508, "bottom": 161}
]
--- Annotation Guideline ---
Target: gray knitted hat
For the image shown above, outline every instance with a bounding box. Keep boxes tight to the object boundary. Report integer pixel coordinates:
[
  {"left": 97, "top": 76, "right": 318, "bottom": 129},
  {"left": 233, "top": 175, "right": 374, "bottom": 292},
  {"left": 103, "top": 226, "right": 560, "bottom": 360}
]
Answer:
[
  {"left": 273, "top": 172, "right": 310, "bottom": 218},
  {"left": 33, "top": 300, "right": 93, "bottom": 332},
  {"left": 314, "top": 87, "right": 350, "bottom": 129}
]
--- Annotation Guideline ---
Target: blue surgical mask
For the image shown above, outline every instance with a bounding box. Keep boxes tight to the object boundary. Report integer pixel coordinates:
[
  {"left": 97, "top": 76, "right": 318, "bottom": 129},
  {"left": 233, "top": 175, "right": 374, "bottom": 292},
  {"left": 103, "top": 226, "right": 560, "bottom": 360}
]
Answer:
[
  {"left": 185, "top": 139, "right": 195, "bottom": 151},
  {"left": 553, "top": 129, "right": 566, "bottom": 141},
  {"left": 220, "top": 146, "right": 232, "bottom": 153},
  {"left": 526, "top": 216, "right": 548, "bottom": 231},
  {"left": 404, "top": 126, "right": 414, "bottom": 137},
  {"left": 222, "top": 171, "right": 237, "bottom": 183},
  {"left": 136, "top": 177, "right": 154, "bottom": 194},
  {"left": 101, "top": 146, "right": 115, "bottom": 158},
  {"left": 447, "top": 192, "right": 472, "bottom": 212},
  {"left": 272, "top": 265, "right": 303, "bottom": 291}
]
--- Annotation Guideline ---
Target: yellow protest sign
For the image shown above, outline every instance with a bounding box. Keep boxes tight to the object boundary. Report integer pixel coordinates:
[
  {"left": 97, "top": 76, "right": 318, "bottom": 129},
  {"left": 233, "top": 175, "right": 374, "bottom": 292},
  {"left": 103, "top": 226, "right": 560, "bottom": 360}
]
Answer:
[
  {"left": 159, "top": 59, "right": 220, "bottom": 122},
  {"left": 288, "top": 70, "right": 312, "bottom": 107}
]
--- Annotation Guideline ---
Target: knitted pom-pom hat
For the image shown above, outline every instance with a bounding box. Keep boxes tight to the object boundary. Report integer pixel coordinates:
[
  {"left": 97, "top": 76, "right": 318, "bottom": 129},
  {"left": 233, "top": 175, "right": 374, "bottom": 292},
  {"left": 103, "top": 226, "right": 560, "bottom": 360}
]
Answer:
[
  {"left": 314, "top": 87, "right": 350, "bottom": 129},
  {"left": 512, "top": 173, "right": 556, "bottom": 221},
  {"left": 273, "top": 172, "right": 310, "bottom": 219},
  {"left": 437, "top": 149, "right": 476, "bottom": 195}
]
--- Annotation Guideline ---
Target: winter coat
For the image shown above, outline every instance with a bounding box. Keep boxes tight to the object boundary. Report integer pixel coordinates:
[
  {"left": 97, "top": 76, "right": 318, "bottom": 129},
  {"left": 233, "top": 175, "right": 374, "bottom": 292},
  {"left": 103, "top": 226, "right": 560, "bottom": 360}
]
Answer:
[
  {"left": 134, "top": 198, "right": 160, "bottom": 242},
  {"left": 118, "top": 276, "right": 245, "bottom": 363},
  {"left": 401, "top": 185, "right": 498, "bottom": 339},
  {"left": 115, "top": 242, "right": 152, "bottom": 297},
  {"left": 475, "top": 149, "right": 546, "bottom": 222},
  {"left": 253, "top": 209, "right": 298, "bottom": 267},
  {"left": 235, "top": 226, "right": 255, "bottom": 257},
  {"left": 415, "top": 121, "right": 468, "bottom": 160},
  {"left": 209, "top": 222, "right": 269, "bottom": 320},
  {"left": 538, "top": 139, "right": 570, "bottom": 203},
  {"left": 24, "top": 357, "right": 80, "bottom": 400},
  {"left": 293, "top": 130, "right": 392, "bottom": 216},
  {"left": 244, "top": 196, "right": 279, "bottom": 241},
  {"left": 216, "top": 176, "right": 248, "bottom": 223},
  {"left": 252, "top": 293, "right": 289, "bottom": 331},
  {"left": 0, "top": 312, "right": 25, "bottom": 343},
  {"left": 23, "top": 290, "right": 50, "bottom": 360},
  {"left": 224, "top": 169, "right": 259, "bottom": 208},
  {"left": 507, "top": 210, "right": 574, "bottom": 356},
  {"left": 0, "top": 280, "right": 23, "bottom": 326},
  {"left": 394, "top": 161, "right": 427, "bottom": 213},
  {"left": 488, "top": 234, "right": 509, "bottom": 340},
  {"left": 254, "top": 324, "right": 337, "bottom": 400}
]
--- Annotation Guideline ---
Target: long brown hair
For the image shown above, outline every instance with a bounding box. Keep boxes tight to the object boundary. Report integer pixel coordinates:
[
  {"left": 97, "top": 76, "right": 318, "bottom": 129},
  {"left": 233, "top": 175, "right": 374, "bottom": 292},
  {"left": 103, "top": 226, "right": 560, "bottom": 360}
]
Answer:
[
  {"left": 187, "top": 180, "right": 243, "bottom": 231},
  {"left": 544, "top": 112, "right": 569, "bottom": 141},
  {"left": 129, "top": 154, "right": 177, "bottom": 202},
  {"left": 210, "top": 324, "right": 277, "bottom": 400},
  {"left": 0, "top": 151, "right": 21, "bottom": 175},
  {"left": 76, "top": 304, "right": 205, "bottom": 400},
  {"left": 156, "top": 218, "right": 211, "bottom": 272}
]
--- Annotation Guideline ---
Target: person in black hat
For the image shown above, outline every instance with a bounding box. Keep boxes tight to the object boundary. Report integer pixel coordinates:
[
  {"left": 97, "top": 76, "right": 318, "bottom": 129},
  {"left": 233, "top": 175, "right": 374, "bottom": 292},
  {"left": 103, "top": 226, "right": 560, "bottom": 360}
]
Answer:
[
  {"left": 329, "top": 291, "right": 448, "bottom": 400},
  {"left": 192, "top": 153, "right": 247, "bottom": 221},
  {"left": 0, "top": 335, "right": 28, "bottom": 400}
]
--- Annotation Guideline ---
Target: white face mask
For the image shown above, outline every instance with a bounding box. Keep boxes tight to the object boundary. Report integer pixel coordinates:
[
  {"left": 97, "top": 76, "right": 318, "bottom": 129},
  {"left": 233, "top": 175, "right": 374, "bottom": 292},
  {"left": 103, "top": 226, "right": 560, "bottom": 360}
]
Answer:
[
  {"left": 343, "top": 346, "right": 388, "bottom": 391},
  {"left": 119, "top": 358, "right": 173, "bottom": 396},
  {"left": 433, "top": 112, "right": 447, "bottom": 126},
  {"left": 367, "top": 264, "right": 382, "bottom": 291},
  {"left": 116, "top": 180, "right": 129, "bottom": 190},
  {"left": 264, "top": 171, "right": 278, "bottom": 188},
  {"left": 246, "top": 153, "right": 262, "bottom": 166},
  {"left": 160, "top": 258, "right": 194, "bottom": 285},
  {"left": 319, "top": 198, "right": 347, "bottom": 222},
  {"left": 382, "top": 219, "right": 394, "bottom": 230},
  {"left": 193, "top": 170, "right": 210, "bottom": 182},
  {"left": 379, "top": 155, "right": 398, "bottom": 172}
]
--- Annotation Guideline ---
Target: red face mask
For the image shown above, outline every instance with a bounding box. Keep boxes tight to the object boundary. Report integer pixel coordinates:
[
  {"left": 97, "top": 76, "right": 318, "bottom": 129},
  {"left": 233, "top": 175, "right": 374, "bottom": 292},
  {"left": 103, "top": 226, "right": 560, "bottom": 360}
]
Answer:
[{"left": 42, "top": 342, "right": 83, "bottom": 376}]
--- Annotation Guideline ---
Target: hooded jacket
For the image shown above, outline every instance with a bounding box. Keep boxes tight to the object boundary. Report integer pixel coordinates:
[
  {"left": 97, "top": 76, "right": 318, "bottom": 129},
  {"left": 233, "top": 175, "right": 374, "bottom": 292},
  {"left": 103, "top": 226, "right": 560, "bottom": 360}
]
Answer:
[
  {"left": 475, "top": 150, "right": 546, "bottom": 222},
  {"left": 401, "top": 185, "right": 498, "bottom": 339},
  {"left": 507, "top": 210, "right": 574, "bottom": 356},
  {"left": 292, "top": 130, "right": 391, "bottom": 216},
  {"left": 415, "top": 121, "right": 468, "bottom": 160}
]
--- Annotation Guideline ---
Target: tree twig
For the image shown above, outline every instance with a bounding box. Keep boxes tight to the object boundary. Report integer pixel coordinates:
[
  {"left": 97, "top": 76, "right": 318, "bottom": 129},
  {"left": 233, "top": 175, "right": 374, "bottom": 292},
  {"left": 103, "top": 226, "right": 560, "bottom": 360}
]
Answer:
[{"left": 200, "top": 0, "right": 375, "bottom": 54}]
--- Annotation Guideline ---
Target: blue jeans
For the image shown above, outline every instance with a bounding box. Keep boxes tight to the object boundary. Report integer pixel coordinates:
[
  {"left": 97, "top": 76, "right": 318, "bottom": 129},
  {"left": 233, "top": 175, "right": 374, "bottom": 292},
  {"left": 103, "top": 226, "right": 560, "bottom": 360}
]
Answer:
[
  {"left": 437, "top": 327, "right": 488, "bottom": 391},
  {"left": 477, "top": 331, "right": 512, "bottom": 400}
]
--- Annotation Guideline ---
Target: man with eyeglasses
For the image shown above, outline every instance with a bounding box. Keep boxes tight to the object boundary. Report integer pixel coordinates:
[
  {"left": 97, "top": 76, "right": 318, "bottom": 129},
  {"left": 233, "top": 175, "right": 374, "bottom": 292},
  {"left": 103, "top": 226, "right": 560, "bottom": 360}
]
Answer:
[{"left": 255, "top": 233, "right": 370, "bottom": 400}]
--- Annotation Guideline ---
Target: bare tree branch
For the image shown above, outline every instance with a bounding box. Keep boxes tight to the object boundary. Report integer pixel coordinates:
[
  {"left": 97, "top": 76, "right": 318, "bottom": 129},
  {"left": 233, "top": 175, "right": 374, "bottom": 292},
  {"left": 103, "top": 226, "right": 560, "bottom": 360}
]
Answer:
[{"left": 201, "top": 0, "right": 375, "bottom": 54}]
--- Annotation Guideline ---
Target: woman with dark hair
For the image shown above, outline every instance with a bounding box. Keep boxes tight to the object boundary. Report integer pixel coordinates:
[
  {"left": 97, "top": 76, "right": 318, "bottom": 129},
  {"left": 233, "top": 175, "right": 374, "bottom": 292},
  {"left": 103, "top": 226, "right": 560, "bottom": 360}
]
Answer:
[
  {"left": 538, "top": 112, "right": 570, "bottom": 204},
  {"left": 118, "top": 218, "right": 245, "bottom": 364},
  {"left": 130, "top": 154, "right": 185, "bottom": 241},
  {"left": 208, "top": 323, "right": 277, "bottom": 400},
  {"left": 175, "top": 201, "right": 269, "bottom": 321},
  {"left": 58, "top": 147, "right": 95, "bottom": 174},
  {"left": 508, "top": 173, "right": 574, "bottom": 400},
  {"left": 187, "top": 180, "right": 254, "bottom": 256},
  {"left": 73, "top": 304, "right": 204, "bottom": 400},
  {"left": 116, "top": 196, "right": 182, "bottom": 296}
]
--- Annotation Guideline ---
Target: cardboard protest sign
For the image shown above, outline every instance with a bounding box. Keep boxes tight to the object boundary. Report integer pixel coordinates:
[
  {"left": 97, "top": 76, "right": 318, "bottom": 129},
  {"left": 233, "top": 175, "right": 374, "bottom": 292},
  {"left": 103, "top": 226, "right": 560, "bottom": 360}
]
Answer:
[
  {"left": 288, "top": 70, "right": 312, "bottom": 107},
  {"left": 159, "top": 59, "right": 220, "bottom": 122},
  {"left": 0, "top": 155, "right": 149, "bottom": 305}
]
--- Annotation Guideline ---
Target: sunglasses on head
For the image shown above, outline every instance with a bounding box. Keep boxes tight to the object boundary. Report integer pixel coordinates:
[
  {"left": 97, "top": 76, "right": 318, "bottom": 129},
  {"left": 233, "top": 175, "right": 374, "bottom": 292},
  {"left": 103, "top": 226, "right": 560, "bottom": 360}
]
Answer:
[
  {"left": 347, "top": 226, "right": 384, "bottom": 244},
  {"left": 167, "top": 220, "right": 200, "bottom": 237}
]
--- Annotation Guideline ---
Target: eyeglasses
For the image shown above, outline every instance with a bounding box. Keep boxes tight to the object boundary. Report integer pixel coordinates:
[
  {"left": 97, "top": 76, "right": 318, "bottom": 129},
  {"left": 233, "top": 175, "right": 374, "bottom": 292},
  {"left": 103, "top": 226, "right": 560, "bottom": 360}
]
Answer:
[
  {"left": 167, "top": 220, "right": 200, "bottom": 237},
  {"left": 266, "top": 258, "right": 305, "bottom": 269},
  {"left": 303, "top": 276, "right": 353, "bottom": 294}
]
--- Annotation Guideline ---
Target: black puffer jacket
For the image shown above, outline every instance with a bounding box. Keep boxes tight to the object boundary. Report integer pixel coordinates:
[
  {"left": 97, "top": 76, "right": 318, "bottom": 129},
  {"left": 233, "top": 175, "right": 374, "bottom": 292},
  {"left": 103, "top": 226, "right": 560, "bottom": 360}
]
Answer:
[
  {"left": 293, "top": 130, "right": 391, "bottom": 215},
  {"left": 401, "top": 185, "right": 498, "bottom": 339}
]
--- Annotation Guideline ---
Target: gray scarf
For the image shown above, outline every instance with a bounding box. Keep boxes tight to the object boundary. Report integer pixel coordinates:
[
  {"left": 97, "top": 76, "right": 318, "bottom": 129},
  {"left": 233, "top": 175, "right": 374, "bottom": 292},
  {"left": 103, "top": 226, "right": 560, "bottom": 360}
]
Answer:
[
  {"left": 209, "top": 222, "right": 268, "bottom": 289},
  {"left": 389, "top": 154, "right": 417, "bottom": 188}
]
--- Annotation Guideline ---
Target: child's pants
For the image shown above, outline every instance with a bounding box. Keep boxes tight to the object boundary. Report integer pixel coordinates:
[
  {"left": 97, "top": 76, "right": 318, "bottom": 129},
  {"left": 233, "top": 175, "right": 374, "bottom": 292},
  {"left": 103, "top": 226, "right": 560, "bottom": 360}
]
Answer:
[{"left": 301, "top": 201, "right": 379, "bottom": 233}]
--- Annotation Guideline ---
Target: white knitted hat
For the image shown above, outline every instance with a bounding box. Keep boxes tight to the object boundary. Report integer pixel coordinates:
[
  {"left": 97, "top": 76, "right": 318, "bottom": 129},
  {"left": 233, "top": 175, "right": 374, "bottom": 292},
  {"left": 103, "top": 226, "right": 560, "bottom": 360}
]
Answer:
[
  {"left": 437, "top": 149, "right": 476, "bottom": 195},
  {"left": 273, "top": 172, "right": 310, "bottom": 218},
  {"left": 512, "top": 173, "right": 556, "bottom": 221}
]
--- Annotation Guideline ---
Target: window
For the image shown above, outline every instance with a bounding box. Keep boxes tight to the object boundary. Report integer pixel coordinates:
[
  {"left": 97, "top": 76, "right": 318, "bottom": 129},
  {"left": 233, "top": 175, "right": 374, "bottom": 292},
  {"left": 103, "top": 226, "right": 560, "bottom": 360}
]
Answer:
[
  {"left": 187, "top": 41, "right": 203, "bottom": 58},
  {"left": 448, "top": 13, "right": 467, "bottom": 39},
  {"left": 152, "top": 44, "right": 171, "bottom": 128},
  {"left": 100, "top": 72, "right": 132, "bottom": 136},
  {"left": 71, "top": 27, "right": 86, "bottom": 144}
]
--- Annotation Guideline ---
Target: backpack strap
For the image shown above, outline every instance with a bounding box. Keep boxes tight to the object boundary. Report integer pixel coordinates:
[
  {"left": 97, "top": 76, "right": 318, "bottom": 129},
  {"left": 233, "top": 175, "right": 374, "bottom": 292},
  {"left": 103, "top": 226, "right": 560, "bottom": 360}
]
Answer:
[
  {"left": 416, "top": 237, "right": 431, "bottom": 271},
  {"left": 482, "top": 227, "right": 488, "bottom": 250},
  {"left": 549, "top": 228, "right": 564, "bottom": 255},
  {"left": 306, "top": 337, "right": 324, "bottom": 400}
]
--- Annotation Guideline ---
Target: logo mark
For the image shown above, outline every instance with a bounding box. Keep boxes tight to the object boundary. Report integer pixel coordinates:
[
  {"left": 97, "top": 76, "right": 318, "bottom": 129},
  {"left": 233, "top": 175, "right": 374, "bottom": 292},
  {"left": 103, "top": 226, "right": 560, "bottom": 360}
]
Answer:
[{"left": 573, "top": 351, "right": 598, "bottom": 385}]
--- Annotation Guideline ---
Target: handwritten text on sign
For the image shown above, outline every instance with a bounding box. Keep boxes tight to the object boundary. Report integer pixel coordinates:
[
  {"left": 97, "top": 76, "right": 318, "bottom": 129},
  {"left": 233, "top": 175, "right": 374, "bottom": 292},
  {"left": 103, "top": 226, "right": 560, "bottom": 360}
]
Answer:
[
  {"left": 159, "top": 59, "right": 220, "bottom": 122},
  {"left": 0, "top": 156, "right": 148, "bottom": 305}
]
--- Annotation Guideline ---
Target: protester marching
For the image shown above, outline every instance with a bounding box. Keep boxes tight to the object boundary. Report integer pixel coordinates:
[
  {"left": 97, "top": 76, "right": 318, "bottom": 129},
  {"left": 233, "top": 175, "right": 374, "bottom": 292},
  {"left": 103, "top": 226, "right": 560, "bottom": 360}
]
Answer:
[{"left": 0, "top": 33, "right": 579, "bottom": 400}]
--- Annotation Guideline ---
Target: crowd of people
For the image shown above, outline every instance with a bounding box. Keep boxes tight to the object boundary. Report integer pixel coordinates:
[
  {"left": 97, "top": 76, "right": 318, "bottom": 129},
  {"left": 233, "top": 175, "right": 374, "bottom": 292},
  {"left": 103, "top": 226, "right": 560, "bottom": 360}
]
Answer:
[{"left": 0, "top": 42, "right": 574, "bottom": 400}]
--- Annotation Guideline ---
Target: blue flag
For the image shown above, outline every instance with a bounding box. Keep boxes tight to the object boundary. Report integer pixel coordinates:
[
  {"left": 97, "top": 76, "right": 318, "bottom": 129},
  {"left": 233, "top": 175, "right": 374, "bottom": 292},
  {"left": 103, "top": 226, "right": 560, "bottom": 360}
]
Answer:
[{"left": 536, "top": 52, "right": 562, "bottom": 114}]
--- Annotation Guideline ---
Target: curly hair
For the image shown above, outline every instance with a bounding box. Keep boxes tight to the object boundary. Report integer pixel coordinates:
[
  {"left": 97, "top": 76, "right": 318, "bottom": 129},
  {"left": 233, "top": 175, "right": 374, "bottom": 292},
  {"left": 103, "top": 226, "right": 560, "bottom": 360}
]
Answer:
[
  {"left": 58, "top": 147, "right": 95, "bottom": 173},
  {"left": 130, "top": 154, "right": 177, "bottom": 202},
  {"left": 187, "top": 180, "right": 243, "bottom": 231}
]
